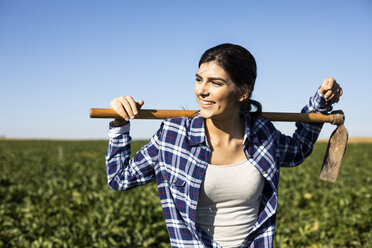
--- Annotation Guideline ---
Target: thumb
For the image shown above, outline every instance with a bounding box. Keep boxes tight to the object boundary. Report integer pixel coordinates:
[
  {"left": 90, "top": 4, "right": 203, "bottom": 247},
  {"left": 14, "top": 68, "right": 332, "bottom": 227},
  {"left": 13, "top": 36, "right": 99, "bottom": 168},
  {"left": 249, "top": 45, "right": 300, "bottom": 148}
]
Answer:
[{"left": 137, "top": 99, "right": 144, "bottom": 108}]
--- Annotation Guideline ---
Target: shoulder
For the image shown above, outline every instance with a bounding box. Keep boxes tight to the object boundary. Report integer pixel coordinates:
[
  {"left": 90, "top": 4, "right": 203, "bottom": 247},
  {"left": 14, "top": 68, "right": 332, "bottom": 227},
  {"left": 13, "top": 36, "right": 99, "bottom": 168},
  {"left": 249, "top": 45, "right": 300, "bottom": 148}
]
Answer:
[
  {"left": 163, "top": 117, "right": 191, "bottom": 129},
  {"left": 160, "top": 114, "right": 204, "bottom": 143},
  {"left": 161, "top": 116, "right": 194, "bottom": 136},
  {"left": 249, "top": 116, "right": 279, "bottom": 141}
]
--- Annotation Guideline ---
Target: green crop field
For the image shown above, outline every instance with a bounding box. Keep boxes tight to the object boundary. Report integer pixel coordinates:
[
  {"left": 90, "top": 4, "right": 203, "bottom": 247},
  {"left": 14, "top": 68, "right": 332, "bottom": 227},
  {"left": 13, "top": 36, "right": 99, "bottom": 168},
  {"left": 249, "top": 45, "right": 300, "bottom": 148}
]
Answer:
[{"left": 0, "top": 140, "right": 371, "bottom": 247}]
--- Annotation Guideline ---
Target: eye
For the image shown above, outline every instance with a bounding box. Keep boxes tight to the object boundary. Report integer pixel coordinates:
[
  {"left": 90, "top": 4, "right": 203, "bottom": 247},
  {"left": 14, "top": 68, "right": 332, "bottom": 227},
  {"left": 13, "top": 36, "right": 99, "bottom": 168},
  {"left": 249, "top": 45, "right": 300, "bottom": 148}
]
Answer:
[
  {"left": 212, "top": 81, "right": 223, "bottom": 86},
  {"left": 195, "top": 77, "right": 202, "bottom": 82}
]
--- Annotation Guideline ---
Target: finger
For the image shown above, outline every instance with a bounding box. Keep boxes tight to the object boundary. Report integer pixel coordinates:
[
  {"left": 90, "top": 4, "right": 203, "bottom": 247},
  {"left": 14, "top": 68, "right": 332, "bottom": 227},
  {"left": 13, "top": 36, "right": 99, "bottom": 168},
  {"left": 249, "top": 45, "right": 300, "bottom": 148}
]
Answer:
[
  {"left": 334, "top": 87, "right": 342, "bottom": 101},
  {"left": 119, "top": 96, "right": 135, "bottom": 120},
  {"left": 115, "top": 97, "right": 131, "bottom": 121},
  {"left": 126, "top": 96, "right": 138, "bottom": 117},
  {"left": 331, "top": 81, "right": 340, "bottom": 92},
  {"left": 111, "top": 105, "right": 129, "bottom": 121},
  {"left": 320, "top": 77, "right": 333, "bottom": 94},
  {"left": 135, "top": 99, "right": 144, "bottom": 112},
  {"left": 331, "top": 82, "right": 342, "bottom": 100},
  {"left": 137, "top": 99, "right": 144, "bottom": 108},
  {"left": 324, "top": 90, "right": 333, "bottom": 101},
  {"left": 111, "top": 98, "right": 130, "bottom": 121},
  {"left": 328, "top": 92, "right": 336, "bottom": 102},
  {"left": 326, "top": 77, "right": 336, "bottom": 89}
]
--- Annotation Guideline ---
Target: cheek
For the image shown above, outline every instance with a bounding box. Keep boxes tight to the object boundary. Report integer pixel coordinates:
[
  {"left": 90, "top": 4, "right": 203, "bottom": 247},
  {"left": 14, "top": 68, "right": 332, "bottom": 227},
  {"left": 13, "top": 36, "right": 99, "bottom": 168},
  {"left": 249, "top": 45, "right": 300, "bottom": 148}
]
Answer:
[
  {"left": 219, "top": 92, "right": 240, "bottom": 110},
  {"left": 194, "top": 84, "right": 200, "bottom": 99},
  {"left": 214, "top": 89, "right": 236, "bottom": 103}
]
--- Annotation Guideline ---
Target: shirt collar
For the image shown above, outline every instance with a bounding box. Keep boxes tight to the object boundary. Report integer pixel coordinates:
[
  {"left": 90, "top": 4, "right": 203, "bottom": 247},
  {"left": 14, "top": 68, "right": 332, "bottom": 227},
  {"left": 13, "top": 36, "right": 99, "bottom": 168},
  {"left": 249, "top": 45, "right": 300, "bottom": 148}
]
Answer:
[
  {"left": 243, "top": 112, "right": 252, "bottom": 145},
  {"left": 188, "top": 113, "right": 207, "bottom": 146}
]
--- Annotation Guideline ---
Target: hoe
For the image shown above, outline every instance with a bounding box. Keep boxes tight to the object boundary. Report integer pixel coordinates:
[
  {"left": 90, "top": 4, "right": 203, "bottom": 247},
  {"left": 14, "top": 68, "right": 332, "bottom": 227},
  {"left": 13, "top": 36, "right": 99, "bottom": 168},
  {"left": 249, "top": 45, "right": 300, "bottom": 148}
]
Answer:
[{"left": 90, "top": 108, "right": 348, "bottom": 183}]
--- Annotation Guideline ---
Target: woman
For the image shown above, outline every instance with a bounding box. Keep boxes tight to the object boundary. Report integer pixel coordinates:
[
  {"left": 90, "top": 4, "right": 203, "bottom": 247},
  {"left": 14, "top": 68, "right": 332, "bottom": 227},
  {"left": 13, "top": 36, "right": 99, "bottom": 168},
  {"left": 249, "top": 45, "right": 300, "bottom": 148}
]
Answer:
[{"left": 106, "top": 43, "right": 342, "bottom": 248}]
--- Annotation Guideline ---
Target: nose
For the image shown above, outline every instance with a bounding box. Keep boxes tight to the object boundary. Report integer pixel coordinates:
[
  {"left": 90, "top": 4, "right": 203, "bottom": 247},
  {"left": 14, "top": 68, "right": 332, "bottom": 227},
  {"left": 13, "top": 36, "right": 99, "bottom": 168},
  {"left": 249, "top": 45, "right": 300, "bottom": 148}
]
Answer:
[{"left": 196, "top": 81, "right": 209, "bottom": 97}]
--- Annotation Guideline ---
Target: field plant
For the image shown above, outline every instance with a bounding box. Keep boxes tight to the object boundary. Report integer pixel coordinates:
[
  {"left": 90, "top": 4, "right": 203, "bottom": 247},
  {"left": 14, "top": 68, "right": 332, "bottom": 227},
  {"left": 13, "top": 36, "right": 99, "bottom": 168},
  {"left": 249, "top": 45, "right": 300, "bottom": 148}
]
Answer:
[{"left": 0, "top": 140, "right": 371, "bottom": 247}]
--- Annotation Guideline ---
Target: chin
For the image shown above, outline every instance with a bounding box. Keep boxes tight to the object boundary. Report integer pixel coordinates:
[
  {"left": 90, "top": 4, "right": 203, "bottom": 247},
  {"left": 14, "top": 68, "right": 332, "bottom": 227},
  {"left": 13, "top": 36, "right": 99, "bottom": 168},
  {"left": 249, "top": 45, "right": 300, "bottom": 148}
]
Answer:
[
  {"left": 199, "top": 110, "right": 210, "bottom": 119},
  {"left": 199, "top": 107, "right": 214, "bottom": 117},
  {"left": 199, "top": 109, "right": 221, "bottom": 119}
]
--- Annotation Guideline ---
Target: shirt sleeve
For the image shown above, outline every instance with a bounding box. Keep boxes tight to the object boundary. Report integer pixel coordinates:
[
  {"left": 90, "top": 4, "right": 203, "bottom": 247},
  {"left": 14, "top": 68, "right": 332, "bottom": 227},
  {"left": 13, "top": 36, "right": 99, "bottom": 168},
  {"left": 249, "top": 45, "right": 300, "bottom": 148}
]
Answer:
[
  {"left": 105, "top": 121, "right": 163, "bottom": 190},
  {"left": 277, "top": 90, "right": 335, "bottom": 167}
]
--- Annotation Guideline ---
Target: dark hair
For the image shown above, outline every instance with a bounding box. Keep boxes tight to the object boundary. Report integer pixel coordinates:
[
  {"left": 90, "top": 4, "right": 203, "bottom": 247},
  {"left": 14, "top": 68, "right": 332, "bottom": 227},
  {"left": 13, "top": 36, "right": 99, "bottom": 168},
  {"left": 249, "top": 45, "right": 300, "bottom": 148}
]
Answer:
[{"left": 198, "top": 43, "right": 262, "bottom": 117}]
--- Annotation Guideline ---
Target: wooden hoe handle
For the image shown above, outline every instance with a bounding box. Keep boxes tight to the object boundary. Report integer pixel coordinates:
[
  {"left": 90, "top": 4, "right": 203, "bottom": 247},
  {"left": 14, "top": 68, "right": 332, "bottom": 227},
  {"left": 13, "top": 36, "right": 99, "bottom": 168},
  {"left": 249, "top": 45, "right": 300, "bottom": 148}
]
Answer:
[
  {"left": 90, "top": 108, "right": 345, "bottom": 125},
  {"left": 90, "top": 107, "right": 348, "bottom": 183}
]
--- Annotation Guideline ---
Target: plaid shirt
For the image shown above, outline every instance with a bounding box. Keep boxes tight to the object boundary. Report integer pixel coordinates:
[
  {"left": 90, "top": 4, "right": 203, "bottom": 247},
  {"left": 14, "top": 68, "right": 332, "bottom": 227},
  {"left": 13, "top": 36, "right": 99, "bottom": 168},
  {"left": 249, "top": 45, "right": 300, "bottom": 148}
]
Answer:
[{"left": 105, "top": 91, "right": 332, "bottom": 247}]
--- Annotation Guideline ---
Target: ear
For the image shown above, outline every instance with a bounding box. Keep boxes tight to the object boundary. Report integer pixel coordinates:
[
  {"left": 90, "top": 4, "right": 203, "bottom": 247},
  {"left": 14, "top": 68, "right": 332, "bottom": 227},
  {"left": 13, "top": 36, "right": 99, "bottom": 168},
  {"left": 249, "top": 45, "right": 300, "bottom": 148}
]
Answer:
[{"left": 238, "top": 87, "right": 250, "bottom": 102}]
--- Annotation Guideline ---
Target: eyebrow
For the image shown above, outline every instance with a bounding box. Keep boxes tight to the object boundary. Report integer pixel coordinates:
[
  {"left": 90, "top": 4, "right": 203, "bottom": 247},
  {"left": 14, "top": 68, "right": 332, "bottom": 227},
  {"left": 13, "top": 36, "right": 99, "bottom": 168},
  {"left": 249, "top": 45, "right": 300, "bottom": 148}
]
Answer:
[{"left": 195, "top": 74, "right": 229, "bottom": 84}]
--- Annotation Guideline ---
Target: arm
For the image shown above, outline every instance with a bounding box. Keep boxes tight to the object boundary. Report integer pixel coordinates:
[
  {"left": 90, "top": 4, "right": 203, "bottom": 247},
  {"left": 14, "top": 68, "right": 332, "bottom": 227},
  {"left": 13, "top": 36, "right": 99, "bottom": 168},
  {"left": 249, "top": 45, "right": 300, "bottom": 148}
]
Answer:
[
  {"left": 278, "top": 78, "right": 342, "bottom": 167},
  {"left": 105, "top": 95, "right": 161, "bottom": 190},
  {"left": 105, "top": 121, "right": 163, "bottom": 190}
]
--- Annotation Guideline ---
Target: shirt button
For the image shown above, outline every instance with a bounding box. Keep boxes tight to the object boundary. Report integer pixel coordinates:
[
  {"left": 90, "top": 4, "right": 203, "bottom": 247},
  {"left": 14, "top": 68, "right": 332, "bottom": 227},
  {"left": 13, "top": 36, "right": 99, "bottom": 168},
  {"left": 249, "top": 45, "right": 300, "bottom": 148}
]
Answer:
[
  {"left": 247, "top": 154, "right": 252, "bottom": 158},
  {"left": 263, "top": 170, "right": 267, "bottom": 175},
  {"left": 172, "top": 180, "right": 176, "bottom": 184}
]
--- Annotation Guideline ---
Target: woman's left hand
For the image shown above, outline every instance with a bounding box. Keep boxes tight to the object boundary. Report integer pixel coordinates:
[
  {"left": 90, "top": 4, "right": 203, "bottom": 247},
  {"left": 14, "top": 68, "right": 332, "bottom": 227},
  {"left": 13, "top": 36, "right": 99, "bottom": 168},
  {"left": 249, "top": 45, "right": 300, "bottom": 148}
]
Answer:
[{"left": 318, "top": 77, "right": 343, "bottom": 102}]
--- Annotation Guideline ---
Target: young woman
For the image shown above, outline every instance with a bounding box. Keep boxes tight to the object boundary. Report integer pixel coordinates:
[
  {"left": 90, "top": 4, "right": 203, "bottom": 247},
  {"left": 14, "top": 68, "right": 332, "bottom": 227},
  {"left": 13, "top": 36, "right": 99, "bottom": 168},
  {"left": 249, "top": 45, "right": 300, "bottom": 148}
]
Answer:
[{"left": 106, "top": 43, "right": 342, "bottom": 248}]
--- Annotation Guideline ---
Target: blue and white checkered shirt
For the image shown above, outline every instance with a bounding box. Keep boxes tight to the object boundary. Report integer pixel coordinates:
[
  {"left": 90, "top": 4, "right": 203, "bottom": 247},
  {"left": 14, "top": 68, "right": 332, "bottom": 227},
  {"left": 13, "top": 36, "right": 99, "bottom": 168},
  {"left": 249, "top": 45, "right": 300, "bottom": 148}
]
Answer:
[{"left": 105, "top": 91, "right": 332, "bottom": 247}]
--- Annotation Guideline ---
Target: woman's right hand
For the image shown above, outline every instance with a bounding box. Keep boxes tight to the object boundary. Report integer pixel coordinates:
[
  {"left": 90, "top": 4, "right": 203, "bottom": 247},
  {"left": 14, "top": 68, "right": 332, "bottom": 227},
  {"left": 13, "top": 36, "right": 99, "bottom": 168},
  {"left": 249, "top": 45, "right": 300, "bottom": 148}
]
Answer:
[{"left": 110, "top": 96, "right": 144, "bottom": 126}]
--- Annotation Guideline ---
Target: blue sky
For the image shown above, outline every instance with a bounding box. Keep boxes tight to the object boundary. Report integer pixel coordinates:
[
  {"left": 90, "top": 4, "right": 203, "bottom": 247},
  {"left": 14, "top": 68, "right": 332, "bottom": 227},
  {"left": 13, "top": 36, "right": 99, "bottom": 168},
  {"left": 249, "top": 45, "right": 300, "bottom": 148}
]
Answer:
[{"left": 0, "top": 0, "right": 371, "bottom": 140}]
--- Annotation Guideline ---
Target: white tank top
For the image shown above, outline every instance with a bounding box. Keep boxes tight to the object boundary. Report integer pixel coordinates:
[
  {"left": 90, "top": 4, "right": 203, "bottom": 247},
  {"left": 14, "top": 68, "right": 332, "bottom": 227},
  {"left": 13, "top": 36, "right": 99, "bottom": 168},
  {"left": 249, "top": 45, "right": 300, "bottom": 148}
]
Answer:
[{"left": 196, "top": 160, "right": 265, "bottom": 248}]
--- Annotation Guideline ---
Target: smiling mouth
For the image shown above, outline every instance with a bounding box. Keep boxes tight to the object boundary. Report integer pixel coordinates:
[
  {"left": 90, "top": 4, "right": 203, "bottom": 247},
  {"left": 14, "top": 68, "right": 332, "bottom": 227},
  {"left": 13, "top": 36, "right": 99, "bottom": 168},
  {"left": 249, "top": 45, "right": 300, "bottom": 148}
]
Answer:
[
  {"left": 200, "top": 100, "right": 214, "bottom": 105},
  {"left": 200, "top": 100, "right": 215, "bottom": 106}
]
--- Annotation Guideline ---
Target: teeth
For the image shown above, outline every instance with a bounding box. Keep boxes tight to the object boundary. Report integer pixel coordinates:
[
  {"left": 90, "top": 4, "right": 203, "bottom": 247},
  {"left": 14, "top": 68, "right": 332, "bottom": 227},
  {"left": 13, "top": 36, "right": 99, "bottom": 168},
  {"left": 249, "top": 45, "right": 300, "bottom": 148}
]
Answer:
[{"left": 201, "top": 100, "right": 214, "bottom": 105}]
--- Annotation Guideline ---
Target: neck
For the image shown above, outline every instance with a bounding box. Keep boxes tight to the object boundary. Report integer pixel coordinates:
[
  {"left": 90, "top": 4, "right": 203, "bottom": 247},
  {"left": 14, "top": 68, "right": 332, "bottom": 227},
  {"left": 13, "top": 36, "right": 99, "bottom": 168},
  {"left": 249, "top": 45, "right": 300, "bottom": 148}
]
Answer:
[{"left": 205, "top": 112, "right": 245, "bottom": 146}]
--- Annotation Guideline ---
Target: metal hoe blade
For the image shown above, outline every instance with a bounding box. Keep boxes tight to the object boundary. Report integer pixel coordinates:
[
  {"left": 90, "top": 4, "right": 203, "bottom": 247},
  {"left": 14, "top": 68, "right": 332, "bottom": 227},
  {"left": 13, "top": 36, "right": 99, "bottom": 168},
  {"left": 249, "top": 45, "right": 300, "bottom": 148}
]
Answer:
[{"left": 319, "top": 124, "right": 348, "bottom": 183}]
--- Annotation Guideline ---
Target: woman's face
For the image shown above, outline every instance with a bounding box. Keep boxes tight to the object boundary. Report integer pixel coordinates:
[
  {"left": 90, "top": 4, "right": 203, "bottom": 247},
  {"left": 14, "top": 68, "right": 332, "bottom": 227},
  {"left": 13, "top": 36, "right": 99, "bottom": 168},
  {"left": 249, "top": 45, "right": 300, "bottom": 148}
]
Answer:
[{"left": 195, "top": 61, "right": 242, "bottom": 120}]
